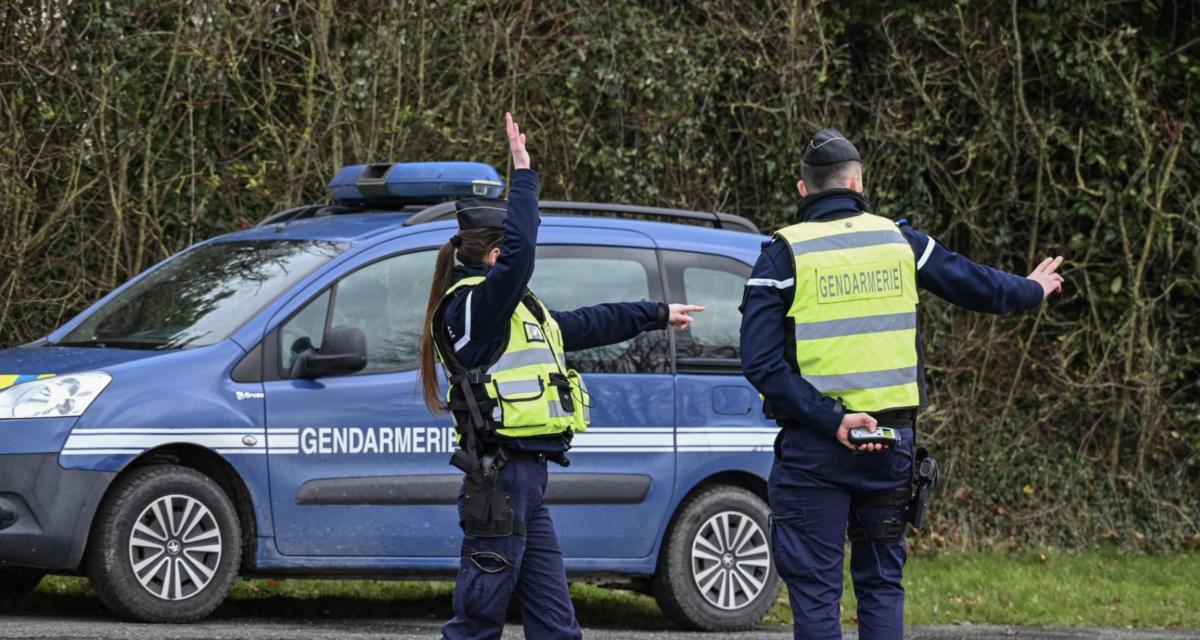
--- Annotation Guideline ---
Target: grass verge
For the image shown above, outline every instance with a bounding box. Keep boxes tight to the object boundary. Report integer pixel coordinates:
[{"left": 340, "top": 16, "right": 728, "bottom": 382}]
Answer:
[
  {"left": 896, "top": 550, "right": 1200, "bottom": 627},
  {"left": 27, "top": 550, "right": 1200, "bottom": 629}
]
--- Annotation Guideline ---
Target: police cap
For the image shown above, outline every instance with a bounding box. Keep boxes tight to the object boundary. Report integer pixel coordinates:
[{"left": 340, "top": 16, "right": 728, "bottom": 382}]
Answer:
[
  {"left": 455, "top": 198, "right": 507, "bottom": 230},
  {"left": 802, "top": 128, "right": 861, "bottom": 166}
]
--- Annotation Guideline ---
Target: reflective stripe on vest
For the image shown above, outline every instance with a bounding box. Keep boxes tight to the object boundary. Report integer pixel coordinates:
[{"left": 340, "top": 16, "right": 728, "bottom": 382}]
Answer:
[
  {"left": 437, "top": 276, "right": 588, "bottom": 437},
  {"left": 491, "top": 348, "right": 558, "bottom": 374},
  {"left": 794, "top": 311, "right": 916, "bottom": 341},
  {"left": 776, "top": 212, "right": 921, "bottom": 412}
]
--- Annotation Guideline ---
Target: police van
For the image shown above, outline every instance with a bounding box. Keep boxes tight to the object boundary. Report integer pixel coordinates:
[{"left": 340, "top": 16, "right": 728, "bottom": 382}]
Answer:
[{"left": 0, "top": 162, "right": 781, "bottom": 630}]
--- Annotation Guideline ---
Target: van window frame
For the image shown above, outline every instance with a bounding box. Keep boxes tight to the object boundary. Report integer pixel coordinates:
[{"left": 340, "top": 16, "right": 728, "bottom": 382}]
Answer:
[{"left": 659, "top": 249, "right": 752, "bottom": 374}]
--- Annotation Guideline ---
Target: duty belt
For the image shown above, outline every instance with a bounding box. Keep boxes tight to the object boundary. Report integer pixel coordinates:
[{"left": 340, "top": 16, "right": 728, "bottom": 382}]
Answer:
[{"left": 868, "top": 408, "right": 917, "bottom": 427}]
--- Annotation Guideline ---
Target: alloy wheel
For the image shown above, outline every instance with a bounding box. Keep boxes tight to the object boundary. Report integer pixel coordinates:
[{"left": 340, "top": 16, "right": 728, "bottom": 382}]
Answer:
[
  {"left": 689, "top": 510, "right": 770, "bottom": 610},
  {"left": 127, "top": 494, "right": 222, "bottom": 601}
]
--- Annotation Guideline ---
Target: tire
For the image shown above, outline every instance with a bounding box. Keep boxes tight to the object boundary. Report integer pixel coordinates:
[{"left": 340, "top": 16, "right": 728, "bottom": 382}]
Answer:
[
  {"left": 0, "top": 569, "right": 44, "bottom": 607},
  {"left": 652, "top": 485, "right": 781, "bottom": 631},
  {"left": 85, "top": 465, "right": 241, "bottom": 623}
]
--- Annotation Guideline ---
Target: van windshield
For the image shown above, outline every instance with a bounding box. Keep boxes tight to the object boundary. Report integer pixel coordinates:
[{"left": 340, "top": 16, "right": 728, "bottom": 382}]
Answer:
[{"left": 58, "top": 240, "right": 346, "bottom": 350}]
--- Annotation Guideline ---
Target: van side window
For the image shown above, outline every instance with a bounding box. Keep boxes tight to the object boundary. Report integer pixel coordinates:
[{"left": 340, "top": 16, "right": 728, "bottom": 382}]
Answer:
[
  {"left": 663, "top": 251, "right": 751, "bottom": 365},
  {"left": 530, "top": 246, "right": 669, "bottom": 374},
  {"left": 279, "top": 250, "right": 436, "bottom": 376},
  {"left": 331, "top": 251, "right": 436, "bottom": 372}
]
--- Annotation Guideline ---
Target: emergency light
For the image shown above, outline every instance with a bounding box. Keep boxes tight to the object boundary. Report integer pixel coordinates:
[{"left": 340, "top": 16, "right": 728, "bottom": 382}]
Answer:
[{"left": 328, "top": 161, "right": 504, "bottom": 206}]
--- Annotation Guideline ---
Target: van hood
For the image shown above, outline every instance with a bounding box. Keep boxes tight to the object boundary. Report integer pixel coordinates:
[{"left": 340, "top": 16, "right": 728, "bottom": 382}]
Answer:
[{"left": 0, "top": 344, "right": 176, "bottom": 389}]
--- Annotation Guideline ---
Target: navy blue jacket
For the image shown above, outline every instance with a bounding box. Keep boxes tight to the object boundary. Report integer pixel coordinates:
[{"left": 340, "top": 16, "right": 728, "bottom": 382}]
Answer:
[
  {"left": 441, "top": 169, "right": 667, "bottom": 451},
  {"left": 739, "top": 189, "right": 1044, "bottom": 436}
]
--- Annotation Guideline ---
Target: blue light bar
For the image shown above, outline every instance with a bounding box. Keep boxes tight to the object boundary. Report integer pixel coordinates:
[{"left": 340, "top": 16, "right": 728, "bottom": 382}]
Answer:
[{"left": 328, "top": 161, "right": 505, "bottom": 205}]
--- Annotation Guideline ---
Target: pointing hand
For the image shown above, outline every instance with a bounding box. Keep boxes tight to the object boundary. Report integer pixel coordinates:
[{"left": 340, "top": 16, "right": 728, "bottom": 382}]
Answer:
[
  {"left": 1027, "top": 256, "right": 1065, "bottom": 299},
  {"left": 668, "top": 304, "right": 705, "bottom": 329}
]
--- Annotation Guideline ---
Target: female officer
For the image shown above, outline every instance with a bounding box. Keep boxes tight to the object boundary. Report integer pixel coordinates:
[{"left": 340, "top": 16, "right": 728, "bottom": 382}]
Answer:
[{"left": 418, "top": 113, "right": 702, "bottom": 640}]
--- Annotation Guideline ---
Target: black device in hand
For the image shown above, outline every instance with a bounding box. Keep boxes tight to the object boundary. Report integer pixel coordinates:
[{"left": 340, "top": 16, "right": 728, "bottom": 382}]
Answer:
[{"left": 848, "top": 426, "right": 900, "bottom": 448}]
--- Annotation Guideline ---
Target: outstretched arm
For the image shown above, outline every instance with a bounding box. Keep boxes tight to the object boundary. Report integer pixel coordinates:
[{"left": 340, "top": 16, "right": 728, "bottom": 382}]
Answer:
[
  {"left": 899, "top": 222, "right": 1062, "bottom": 313},
  {"left": 552, "top": 303, "right": 703, "bottom": 352}
]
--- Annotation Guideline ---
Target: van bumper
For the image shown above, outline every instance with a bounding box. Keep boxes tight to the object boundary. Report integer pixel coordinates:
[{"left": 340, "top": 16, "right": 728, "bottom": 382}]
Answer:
[{"left": 0, "top": 453, "right": 114, "bottom": 572}]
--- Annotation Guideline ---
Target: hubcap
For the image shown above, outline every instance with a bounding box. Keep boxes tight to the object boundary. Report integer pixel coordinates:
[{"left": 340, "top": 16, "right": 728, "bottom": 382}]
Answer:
[
  {"left": 690, "top": 511, "right": 770, "bottom": 610},
  {"left": 128, "top": 494, "right": 222, "bottom": 601}
]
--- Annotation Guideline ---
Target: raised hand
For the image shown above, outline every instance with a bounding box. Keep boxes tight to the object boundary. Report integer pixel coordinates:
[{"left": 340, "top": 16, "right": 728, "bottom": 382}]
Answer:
[
  {"left": 506, "top": 112, "right": 530, "bottom": 170},
  {"left": 1027, "top": 256, "right": 1065, "bottom": 299},
  {"left": 668, "top": 304, "right": 705, "bottom": 329}
]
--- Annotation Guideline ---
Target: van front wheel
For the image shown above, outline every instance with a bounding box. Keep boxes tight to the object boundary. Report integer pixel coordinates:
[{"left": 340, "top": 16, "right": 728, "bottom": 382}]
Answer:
[
  {"left": 652, "top": 485, "right": 781, "bottom": 631},
  {"left": 86, "top": 465, "right": 241, "bottom": 622}
]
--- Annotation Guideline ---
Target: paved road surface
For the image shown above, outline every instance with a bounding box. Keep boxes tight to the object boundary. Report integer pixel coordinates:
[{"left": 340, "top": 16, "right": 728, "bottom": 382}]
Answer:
[{"left": 1, "top": 616, "right": 1197, "bottom": 640}]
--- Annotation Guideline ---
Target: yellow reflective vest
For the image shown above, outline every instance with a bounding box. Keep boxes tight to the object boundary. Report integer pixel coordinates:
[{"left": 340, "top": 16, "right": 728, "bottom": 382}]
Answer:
[
  {"left": 776, "top": 212, "right": 921, "bottom": 412},
  {"left": 435, "top": 276, "right": 590, "bottom": 438}
]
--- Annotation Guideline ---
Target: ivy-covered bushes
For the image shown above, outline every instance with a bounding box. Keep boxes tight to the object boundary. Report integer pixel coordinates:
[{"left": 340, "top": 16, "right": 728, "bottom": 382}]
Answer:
[{"left": 0, "top": 1, "right": 1195, "bottom": 548}]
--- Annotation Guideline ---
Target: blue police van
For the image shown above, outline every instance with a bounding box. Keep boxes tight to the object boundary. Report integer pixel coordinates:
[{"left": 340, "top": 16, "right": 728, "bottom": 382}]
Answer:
[{"left": 0, "top": 162, "right": 781, "bottom": 630}]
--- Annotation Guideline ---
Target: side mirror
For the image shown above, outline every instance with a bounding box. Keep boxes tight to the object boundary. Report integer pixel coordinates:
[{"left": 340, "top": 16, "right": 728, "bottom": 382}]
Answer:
[{"left": 290, "top": 325, "right": 367, "bottom": 379}]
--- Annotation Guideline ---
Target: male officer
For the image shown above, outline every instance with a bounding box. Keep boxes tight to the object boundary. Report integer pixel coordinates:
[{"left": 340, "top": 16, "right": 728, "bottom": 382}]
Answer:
[{"left": 739, "top": 128, "right": 1063, "bottom": 640}]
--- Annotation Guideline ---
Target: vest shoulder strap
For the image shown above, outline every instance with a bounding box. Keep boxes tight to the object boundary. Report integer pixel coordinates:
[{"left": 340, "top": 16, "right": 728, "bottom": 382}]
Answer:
[
  {"left": 433, "top": 276, "right": 493, "bottom": 375},
  {"left": 431, "top": 287, "right": 471, "bottom": 377},
  {"left": 445, "top": 275, "right": 486, "bottom": 295},
  {"left": 521, "top": 290, "right": 548, "bottom": 324}
]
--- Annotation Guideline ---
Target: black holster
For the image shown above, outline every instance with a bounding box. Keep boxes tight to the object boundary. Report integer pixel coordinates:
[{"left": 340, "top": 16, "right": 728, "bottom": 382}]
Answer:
[
  {"left": 460, "top": 447, "right": 525, "bottom": 538},
  {"left": 905, "top": 447, "right": 939, "bottom": 529}
]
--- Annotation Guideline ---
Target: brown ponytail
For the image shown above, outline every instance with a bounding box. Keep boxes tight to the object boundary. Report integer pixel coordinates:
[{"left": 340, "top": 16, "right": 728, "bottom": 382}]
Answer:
[{"left": 419, "top": 228, "right": 505, "bottom": 414}]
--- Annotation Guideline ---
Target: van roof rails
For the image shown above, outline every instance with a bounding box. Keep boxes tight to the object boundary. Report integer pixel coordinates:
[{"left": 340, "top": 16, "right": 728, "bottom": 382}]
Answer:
[
  {"left": 256, "top": 205, "right": 332, "bottom": 227},
  {"left": 255, "top": 203, "right": 421, "bottom": 227},
  {"left": 403, "top": 200, "right": 760, "bottom": 234}
]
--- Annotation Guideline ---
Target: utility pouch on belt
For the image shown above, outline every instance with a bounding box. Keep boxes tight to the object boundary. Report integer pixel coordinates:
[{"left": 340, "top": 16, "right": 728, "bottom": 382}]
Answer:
[
  {"left": 905, "top": 447, "right": 939, "bottom": 529},
  {"left": 461, "top": 449, "right": 524, "bottom": 538}
]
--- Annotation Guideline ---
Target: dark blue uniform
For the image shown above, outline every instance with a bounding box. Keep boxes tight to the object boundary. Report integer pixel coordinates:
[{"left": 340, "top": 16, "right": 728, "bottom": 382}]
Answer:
[
  {"left": 441, "top": 169, "right": 667, "bottom": 640},
  {"left": 739, "top": 190, "right": 1042, "bottom": 640}
]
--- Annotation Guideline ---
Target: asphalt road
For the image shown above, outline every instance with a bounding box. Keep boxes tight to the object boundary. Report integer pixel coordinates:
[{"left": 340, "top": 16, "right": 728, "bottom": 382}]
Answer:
[
  {"left": 1, "top": 616, "right": 1198, "bottom": 640},
  {"left": 2, "top": 589, "right": 1195, "bottom": 640}
]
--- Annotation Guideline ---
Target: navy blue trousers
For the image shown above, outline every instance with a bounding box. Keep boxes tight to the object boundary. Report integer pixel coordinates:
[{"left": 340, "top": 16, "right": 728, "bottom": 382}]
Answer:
[
  {"left": 442, "top": 456, "right": 582, "bottom": 640},
  {"left": 768, "top": 426, "right": 914, "bottom": 640}
]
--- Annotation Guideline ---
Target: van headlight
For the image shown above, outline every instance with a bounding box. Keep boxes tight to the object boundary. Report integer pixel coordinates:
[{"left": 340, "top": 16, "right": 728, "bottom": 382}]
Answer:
[{"left": 0, "top": 372, "right": 111, "bottom": 419}]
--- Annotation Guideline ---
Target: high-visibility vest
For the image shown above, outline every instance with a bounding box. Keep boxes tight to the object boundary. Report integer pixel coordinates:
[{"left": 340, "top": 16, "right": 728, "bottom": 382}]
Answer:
[
  {"left": 776, "top": 212, "right": 921, "bottom": 412},
  {"left": 435, "top": 276, "right": 590, "bottom": 438}
]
